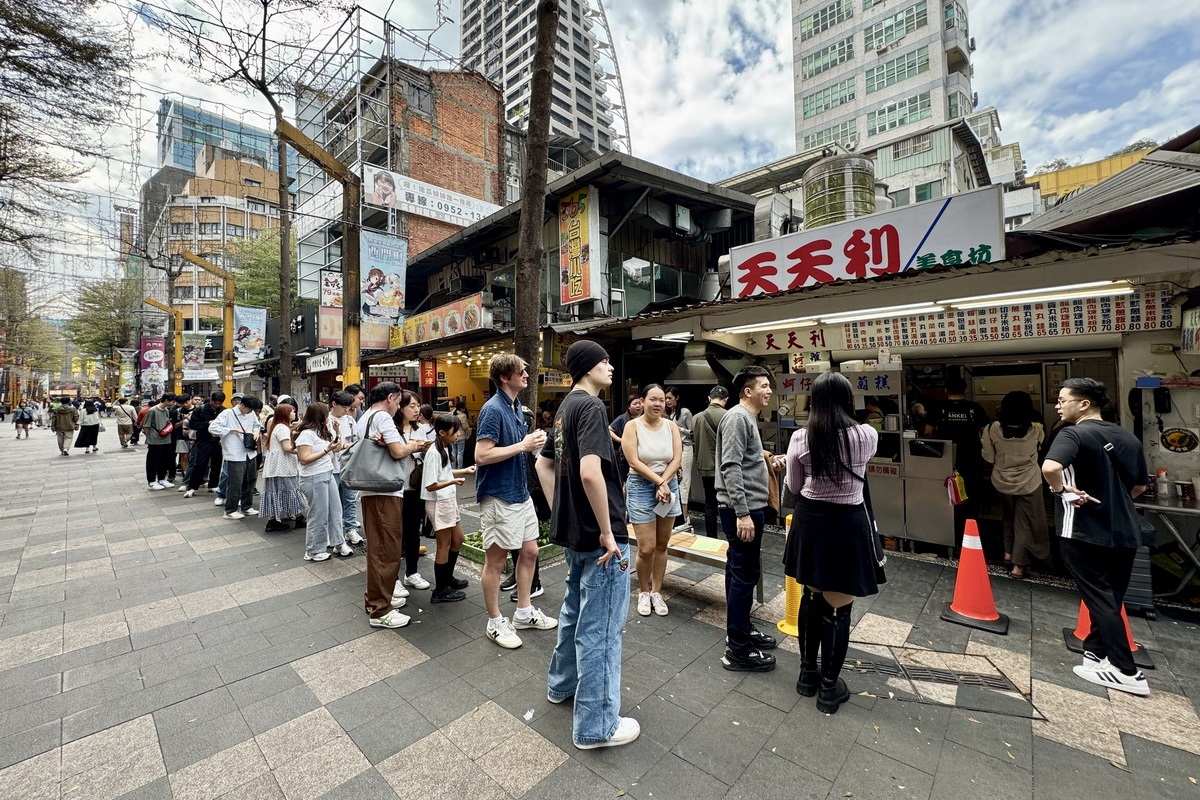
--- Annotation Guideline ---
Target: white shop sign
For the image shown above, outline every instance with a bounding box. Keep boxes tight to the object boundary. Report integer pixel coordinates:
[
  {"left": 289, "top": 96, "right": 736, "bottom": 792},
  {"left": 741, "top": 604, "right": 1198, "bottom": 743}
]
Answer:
[
  {"left": 362, "top": 163, "right": 501, "bottom": 228},
  {"left": 306, "top": 351, "right": 339, "bottom": 373}
]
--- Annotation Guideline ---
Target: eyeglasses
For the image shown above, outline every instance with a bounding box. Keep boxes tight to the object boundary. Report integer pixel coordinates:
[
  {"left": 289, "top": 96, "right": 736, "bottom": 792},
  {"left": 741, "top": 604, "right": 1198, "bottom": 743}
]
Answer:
[{"left": 1055, "top": 398, "right": 1080, "bottom": 406}]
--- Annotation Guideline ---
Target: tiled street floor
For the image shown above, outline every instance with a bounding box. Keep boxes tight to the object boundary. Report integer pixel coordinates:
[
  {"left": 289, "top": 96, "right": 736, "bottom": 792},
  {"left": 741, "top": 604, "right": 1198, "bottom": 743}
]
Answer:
[{"left": 1, "top": 429, "right": 1200, "bottom": 799}]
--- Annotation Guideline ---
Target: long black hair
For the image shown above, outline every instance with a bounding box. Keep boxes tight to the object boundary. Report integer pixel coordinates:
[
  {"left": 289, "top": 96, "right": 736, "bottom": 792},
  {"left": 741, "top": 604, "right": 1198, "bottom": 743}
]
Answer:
[
  {"left": 432, "top": 412, "right": 463, "bottom": 468},
  {"left": 805, "top": 371, "right": 862, "bottom": 485},
  {"left": 997, "top": 390, "right": 1036, "bottom": 438}
]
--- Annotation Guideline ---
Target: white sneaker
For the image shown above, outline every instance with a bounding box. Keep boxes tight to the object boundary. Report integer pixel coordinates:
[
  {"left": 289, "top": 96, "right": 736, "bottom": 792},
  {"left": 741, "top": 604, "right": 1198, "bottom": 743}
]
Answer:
[
  {"left": 304, "top": 551, "right": 331, "bottom": 562},
  {"left": 148, "top": 482, "right": 165, "bottom": 491},
  {"left": 390, "top": 594, "right": 408, "bottom": 608},
  {"left": 1074, "top": 664, "right": 1150, "bottom": 696},
  {"left": 651, "top": 592, "right": 669, "bottom": 617},
  {"left": 159, "top": 480, "right": 174, "bottom": 489},
  {"left": 346, "top": 529, "right": 364, "bottom": 545},
  {"left": 213, "top": 496, "right": 224, "bottom": 506},
  {"left": 574, "top": 717, "right": 641, "bottom": 750},
  {"left": 637, "top": 592, "right": 652, "bottom": 617},
  {"left": 404, "top": 572, "right": 430, "bottom": 589},
  {"left": 486, "top": 618, "right": 523, "bottom": 649},
  {"left": 223, "top": 511, "right": 245, "bottom": 520},
  {"left": 176, "top": 484, "right": 187, "bottom": 492},
  {"left": 392, "top": 584, "right": 411, "bottom": 599},
  {"left": 1074, "top": 651, "right": 1108, "bottom": 673},
  {"left": 243, "top": 508, "right": 259, "bottom": 517},
  {"left": 370, "top": 609, "right": 410, "bottom": 628},
  {"left": 332, "top": 543, "right": 353, "bottom": 557},
  {"left": 182, "top": 489, "right": 195, "bottom": 498},
  {"left": 513, "top": 607, "right": 558, "bottom": 630},
  {"left": 672, "top": 523, "right": 693, "bottom": 533}
]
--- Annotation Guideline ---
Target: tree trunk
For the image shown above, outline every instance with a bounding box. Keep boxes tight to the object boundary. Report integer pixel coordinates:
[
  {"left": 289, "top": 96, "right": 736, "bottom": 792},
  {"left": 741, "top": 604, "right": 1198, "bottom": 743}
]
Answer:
[
  {"left": 513, "top": 0, "right": 559, "bottom": 409},
  {"left": 275, "top": 120, "right": 293, "bottom": 398}
]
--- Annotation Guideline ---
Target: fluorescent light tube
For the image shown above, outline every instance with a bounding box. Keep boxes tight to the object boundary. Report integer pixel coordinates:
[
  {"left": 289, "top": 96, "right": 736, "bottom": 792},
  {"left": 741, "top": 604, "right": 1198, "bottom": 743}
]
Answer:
[
  {"left": 716, "top": 317, "right": 819, "bottom": 334},
  {"left": 820, "top": 302, "right": 943, "bottom": 324},
  {"left": 939, "top": 280, "right": 1128, "bottom": 306},
  {"left": 951, "top": 285, "right": 1133, "bottom": 309}
]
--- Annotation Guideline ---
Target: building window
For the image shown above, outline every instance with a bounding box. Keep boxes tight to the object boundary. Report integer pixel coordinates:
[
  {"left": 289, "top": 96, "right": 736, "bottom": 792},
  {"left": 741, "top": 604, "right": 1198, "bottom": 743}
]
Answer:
[
  {"left": 801, "top": 35, "right": 854, "bottom": 79},
  {"left": 944, "top": 1, "right": 967, "bottom": 33},
  {"left": 802, "top": 77, "right": 856, "bottom": 119},
  {"left": 198, "top": 285, "right": 221, "bottom": 299},
  {"left": 198, "top": 222, "right": 221, "bottom": 235},
  {"left": 800, "top": 0, "right": 853, "bottom": 41},
  {"left": 865, "top": 45, "right": 929, "bottom": 93},
  {"left": 888, "top": 187, "right": 911, "bottom": 207},
  {"left": 247, "top": 200, "right": 266, "bottom": 213},
  {"left": 892, "top": 132, "right": 933, "bottom": 158},
  {"left": 169, "top": 222, "right": 193, "bottom": 236},
  {"left": 915, "top": 179, "right": 943, "bottom": 202},
  {"left": 182, "top": 317, "right": 194, "bottom": 331},
  {"left": 866, "top": 90, "right": 931, "bottom": 135},
  {"left": 803, "top": 118, "right": 857, "bottom": 149},
  {"left": 171, "top": 286, "right": 193, "bottom": 300},
  {"left": 863, "top": 0, "right": 927, "bottom": 51},
  {"left": 198, "top": 317, "right": 221, "bottom": 331},
  {"left": 226, "top": 224, "right": 245, "bottom": 238},
  {"left": 406, "top": 81, "right": 433, "bottom": 115},
  {"left": 199, "top": 196, "right": 217, "bottom": 204},
  {"left": 863, "top": 0, "right": 885, "bottom": 8},
  {"left": 947, "top": 90, "right": 972, "bottom": 119},
  {"left": 243, "top": 178, "right": 261, "bottom": 187}
]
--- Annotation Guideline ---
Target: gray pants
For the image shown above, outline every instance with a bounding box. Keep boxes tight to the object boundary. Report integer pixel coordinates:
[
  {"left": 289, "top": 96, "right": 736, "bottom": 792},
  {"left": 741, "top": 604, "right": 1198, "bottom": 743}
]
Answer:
[
  {"left": 55, "top": 430, "right": 71, "bottom": 453},
  {"left": 225, "top": 458, "right": 257, "bottom": 513},
  {"left": 300, "top": 471, "right": 344, "bottom": 556}
]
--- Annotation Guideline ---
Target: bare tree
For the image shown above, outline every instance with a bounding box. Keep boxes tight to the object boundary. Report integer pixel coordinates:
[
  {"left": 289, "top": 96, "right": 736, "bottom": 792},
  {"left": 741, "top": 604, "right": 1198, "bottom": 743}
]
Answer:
[
  {"left": 513, "top": 0, "right": 560, "bottom": 408},
  {"left": 152, "top": 0, "right": 330, "bottom": 396}
]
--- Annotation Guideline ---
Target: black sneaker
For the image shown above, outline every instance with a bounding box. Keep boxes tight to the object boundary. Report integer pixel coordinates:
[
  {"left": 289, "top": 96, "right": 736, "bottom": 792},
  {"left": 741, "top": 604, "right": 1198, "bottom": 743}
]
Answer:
[
  {"left": 431, "top": 587, "right": 466, "bottom": 603},
  {"left": 721, "top": 647, "right": 776, "bottom": 672},
  {"left": 264, "top": 519, "right": 290, "bottom": 532},
  {"left": 292, "top": 516, "right": 307, "bottom": 529},
  {"left": 449, "top": 575, "right": 468, "bottom": 590},
  {"left": 510, "top": 585, "right": 544, "bottom": 602},
  {"left": 499, "top": 574, "right": 517, "bottom": 592},
  {"left": 725, "top": 628, "right": 779, "bottom": 651}
]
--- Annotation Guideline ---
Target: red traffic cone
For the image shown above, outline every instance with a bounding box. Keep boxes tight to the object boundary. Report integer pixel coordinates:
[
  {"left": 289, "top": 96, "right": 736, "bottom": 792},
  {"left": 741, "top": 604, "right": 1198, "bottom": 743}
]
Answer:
[
  {"left": 1062, "top": 600, "right": 1155, "bottom": 670},
  {"left": 940, "top": 520, "right": 1009, "bottom": 635}
]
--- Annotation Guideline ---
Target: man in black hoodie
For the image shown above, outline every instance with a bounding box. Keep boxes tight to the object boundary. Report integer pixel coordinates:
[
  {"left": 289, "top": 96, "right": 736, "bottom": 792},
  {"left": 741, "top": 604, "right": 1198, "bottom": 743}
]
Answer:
[{"left": 182, "top": 391, "right": 226, "bottom": 498}]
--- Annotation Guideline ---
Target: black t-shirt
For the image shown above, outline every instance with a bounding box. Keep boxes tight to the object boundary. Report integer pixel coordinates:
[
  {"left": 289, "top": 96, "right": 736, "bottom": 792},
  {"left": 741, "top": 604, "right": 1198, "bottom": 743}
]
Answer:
[
  {"left": 541, "top": 390, "right": 627, "bottom": 552},
  {"left": 1044, "top": 420, "right": 1147, "bottom": 548},
  {"left": 930, "top": 398, "right": 990, "bottom": 472}
]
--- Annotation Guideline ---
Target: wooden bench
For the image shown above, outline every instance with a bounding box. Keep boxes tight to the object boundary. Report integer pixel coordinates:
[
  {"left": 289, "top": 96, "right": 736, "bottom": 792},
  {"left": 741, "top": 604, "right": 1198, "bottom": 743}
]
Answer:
[{"left": 626, "top": 526, "right": 765, "bottom": 603}]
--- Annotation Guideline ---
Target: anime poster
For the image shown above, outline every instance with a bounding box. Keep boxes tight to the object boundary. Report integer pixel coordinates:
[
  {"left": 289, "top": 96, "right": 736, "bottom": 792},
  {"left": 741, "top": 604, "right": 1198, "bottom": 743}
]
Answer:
[
  {"left": 232, "top": 306, "right": 267, "bottom": 363},
  {"left": 360, "top": 230, "right": 408, "bottom": 326},
  {"left": 139, "top": 337, "right": 165, "bottom": 399}
]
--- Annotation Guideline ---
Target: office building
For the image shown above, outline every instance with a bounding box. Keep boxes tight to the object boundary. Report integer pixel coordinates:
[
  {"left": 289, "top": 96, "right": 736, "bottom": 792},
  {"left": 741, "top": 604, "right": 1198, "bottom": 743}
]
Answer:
[{"left": 156, "top": 98, "right": 275, "bottom": 171}]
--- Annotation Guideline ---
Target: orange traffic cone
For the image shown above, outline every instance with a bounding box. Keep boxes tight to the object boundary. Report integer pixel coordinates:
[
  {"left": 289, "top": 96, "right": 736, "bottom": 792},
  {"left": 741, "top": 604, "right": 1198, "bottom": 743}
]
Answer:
[
  {"left": 939, "top": 520, "right": 1010, "bottom": 634},
  {"left": 1062, "top": 600, "right": 1155, "bottom": 670}
]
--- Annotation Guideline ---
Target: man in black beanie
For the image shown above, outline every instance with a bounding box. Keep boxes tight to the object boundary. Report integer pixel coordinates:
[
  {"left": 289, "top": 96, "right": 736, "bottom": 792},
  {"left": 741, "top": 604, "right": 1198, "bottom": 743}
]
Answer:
[{"left": 536, "top": 339, "right": 639, "bottom": 749}]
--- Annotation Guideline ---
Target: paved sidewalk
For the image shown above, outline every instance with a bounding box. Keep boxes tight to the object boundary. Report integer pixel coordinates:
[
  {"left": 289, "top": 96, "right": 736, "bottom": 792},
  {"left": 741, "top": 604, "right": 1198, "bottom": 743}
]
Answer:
[{"left": 1, "top": 429, "right": 1199, "bottom": 799}]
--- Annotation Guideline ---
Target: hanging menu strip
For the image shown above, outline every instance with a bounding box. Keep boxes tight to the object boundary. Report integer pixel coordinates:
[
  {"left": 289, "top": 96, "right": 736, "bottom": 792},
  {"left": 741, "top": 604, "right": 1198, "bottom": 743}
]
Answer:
[{"left": 841, "top": 288, "right": 1174, "bottom": 350}]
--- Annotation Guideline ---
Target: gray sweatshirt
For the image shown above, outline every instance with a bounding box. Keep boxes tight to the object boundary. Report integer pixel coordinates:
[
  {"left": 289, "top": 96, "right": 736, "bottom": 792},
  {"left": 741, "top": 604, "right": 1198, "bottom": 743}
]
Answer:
[{"left": 715, "top": 403, "right": 769, "bottom": 516}]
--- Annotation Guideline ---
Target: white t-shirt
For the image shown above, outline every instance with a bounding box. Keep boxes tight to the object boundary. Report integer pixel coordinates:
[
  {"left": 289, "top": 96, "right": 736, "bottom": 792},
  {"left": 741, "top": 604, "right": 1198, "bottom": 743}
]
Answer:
[
  {"left": 295, "top": 429, "right": 335, "bottom": 476},
  {"left": 262, "top": 423, "right": 299, "bottom": 478},
  {"left": 420, "top": 443, "right": 457, "bottom": 501},
  {"left": 328, "top": 413, "right": 356, "bottom": 474},
  {"left": 354, "top": 408, "right": 411, "bottom": 497}
]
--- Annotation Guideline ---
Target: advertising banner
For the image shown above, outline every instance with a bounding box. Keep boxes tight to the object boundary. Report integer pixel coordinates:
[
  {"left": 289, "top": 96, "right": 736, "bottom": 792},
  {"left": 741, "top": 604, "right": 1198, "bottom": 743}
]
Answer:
[
  {"left": 360, "top": 229, "right": 408, "bottom": 325},
  {"left": 398, "top": 292, "right": 491, "bottom": 348},
  {"left": 319, "top": 270, "right": 343, "bottom": 309},
  {"left": 729, "top": 186, "right": 1005, "bottom": 299},
  {"left": 182, "top": 333, "right": 218, "bottom": 381},
  {"left": 1182, "top": 305, "right": 1200, "bottom": 355},
  {"left": 139, "top": 336, "right": 165, "bottom": 399},
  {"left": 558, "top": 186, "right": 602, "bottom": 306},
  {"left": 420, "top": 358, "right": 438, "bottom": 388},
  {"left": 232, "top": 305, "right": 268, "bottom": 363},
  {"left": 362, "top": 164, "right": 501, "bottom": 228},
  {"left": 318, "top": 306, "right": 342, "bottom": 348}
]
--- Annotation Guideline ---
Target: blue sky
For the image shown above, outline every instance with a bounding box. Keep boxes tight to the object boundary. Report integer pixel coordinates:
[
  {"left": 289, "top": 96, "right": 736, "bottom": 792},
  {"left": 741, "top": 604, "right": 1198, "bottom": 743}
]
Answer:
[{"left": 602, "top": 0, "right": 1200, "bottom": 180}]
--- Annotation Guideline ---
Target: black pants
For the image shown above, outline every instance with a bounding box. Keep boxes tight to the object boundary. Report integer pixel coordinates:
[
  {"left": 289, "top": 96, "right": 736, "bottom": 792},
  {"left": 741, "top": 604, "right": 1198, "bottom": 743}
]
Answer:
[
  {"left": 701, "top": 476, "right": 719, "bottom": 537},
  {"left": 720, "top": 506, "right": 765, "bottom": 655},
  {"left": 145, "top": 443, "right": 173, "bottom": 483},
  {"left": 225, "top": 458, "right": 257, "bottom": 513},
  {"left": 188, "top": 438, "right": 223, "bottom": 490},
  {"left": 402, "top": 489, "right": 423, "bottom": 577},
  {"left": 1060, "top": 538, "right": 1138, "bottom": 673}
]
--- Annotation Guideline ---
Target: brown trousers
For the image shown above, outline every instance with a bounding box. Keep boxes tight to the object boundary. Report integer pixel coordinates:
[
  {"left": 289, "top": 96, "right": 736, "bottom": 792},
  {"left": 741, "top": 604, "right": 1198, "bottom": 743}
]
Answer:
[{"left": 362, "top": 495, "right": 404, "bottom": 618}]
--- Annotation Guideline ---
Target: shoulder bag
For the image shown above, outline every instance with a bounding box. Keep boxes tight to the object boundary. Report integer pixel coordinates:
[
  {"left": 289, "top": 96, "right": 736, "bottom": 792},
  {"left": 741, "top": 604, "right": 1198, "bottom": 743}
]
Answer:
[
  {"left": 1075, "top": 424, "right": 1156, "bottom": 546},
  {"left": 340, "top": 411, "right": 409, "bottom": 492},
  {"left": 859, "top": 468, "right": 888, "bottom": 585}
]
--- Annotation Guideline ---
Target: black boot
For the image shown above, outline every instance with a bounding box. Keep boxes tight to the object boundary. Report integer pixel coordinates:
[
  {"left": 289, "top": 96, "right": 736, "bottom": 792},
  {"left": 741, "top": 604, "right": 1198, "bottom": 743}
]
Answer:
[
  {"left": 446, "top": 549, "right": 468, "bottom": 590},
  {"left": 816, "top": 602, "right": 853, "bottom": 714},
  {"left": 796, "top": 588, "right": 824, "bottom": 697}
]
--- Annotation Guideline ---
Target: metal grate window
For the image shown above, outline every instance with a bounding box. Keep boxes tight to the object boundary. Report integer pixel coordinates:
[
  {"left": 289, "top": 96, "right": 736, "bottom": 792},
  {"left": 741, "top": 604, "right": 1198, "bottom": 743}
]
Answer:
[
  {"left": 865, "top": 45, "right": 929, "bottom": 93},
  {"left": 867, "top": 91, "right": 931, "bottom": 135},
  {"left": 802, "top": 77, "right": 857, "bottom": 118},
  {"left": 863, "top": 0, "right": 927, "bottom": 50},
  {"left": 801, "top": 35, "right": 855, "bottom": 79}
]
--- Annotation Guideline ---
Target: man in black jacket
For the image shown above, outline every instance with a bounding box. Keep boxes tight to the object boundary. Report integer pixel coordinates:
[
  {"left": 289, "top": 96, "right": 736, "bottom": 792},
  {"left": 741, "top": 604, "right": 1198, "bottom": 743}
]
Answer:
[{"left": 182, "top": 391, "right": 226, "bottom": 498}]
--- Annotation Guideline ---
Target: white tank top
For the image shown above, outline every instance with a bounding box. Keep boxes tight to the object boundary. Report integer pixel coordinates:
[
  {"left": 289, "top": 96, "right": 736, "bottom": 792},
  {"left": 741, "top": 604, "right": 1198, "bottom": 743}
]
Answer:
[{"left": 634, "top": 418, "right": 674, "bottom": 474}]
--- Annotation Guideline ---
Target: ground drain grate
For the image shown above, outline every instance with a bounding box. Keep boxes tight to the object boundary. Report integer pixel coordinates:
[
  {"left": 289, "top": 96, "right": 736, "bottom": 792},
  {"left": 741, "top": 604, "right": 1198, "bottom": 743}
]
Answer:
[{"left": 849, "top": 661, "right": 1017, "bottom": 692}]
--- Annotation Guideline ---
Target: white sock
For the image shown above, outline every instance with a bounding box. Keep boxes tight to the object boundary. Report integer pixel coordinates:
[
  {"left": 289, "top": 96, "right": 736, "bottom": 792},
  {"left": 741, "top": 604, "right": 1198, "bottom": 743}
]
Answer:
[
  {"left": 514, "top": 605, "right": 533, "bottom": 620},
  {"left": 489, "top": 615, "right": 504, "bottom": 626}
]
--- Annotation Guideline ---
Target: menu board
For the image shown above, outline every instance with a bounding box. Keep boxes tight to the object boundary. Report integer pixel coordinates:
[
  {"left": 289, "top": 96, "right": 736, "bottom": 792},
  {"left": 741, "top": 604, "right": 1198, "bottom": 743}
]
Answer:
[{"left": 842, "top": 288, "right": 1174, "bottom": 350}]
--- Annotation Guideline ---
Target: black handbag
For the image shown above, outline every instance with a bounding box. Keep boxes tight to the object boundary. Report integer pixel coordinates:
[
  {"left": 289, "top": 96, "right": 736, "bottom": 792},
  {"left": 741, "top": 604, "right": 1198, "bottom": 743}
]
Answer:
[{"left": 862, "top": 478, "right": 888, "bottom": 585}]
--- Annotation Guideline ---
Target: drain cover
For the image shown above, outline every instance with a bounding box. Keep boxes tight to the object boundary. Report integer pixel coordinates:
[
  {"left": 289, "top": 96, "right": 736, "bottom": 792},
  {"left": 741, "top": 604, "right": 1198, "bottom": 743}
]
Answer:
[{"left": 849, "top": 660, "right": 1017, "bottom": 692}]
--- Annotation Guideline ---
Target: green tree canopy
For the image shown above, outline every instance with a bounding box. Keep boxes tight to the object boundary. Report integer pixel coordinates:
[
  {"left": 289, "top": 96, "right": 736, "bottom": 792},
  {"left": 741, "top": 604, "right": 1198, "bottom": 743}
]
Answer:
[
  {"left": 8, "top": 318, "right": 64, "bottom": 372},
  {"left": 224, "top": 230, "right": 304, "bottom": 318},
  {"left": 63, "top": 277, "right": 142, "bottom": 356},
  {"left": 1106, "top": 138, "right": 1158, "bottom": 158}
]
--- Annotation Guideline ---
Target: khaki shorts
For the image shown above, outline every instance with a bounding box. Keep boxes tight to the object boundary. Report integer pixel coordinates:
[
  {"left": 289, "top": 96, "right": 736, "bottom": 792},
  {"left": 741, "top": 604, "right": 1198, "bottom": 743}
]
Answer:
[
  {"left": 425, "top": 498, "right": 461, "bottom": 531},
  {"left": 480, "top": 496, "right": 539, "bottom": 551}
]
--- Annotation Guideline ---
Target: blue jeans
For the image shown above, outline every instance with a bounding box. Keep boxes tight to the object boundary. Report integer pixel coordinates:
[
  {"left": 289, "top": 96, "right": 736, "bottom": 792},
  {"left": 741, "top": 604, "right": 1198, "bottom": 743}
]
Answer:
[
  {"left": 720, "top": 507, "right": 765, "bottom": 655},
  {"left": 547, "top": 543, "right": 631, "bottom": 746},
  {"left": 217, "top": 461, "right": 228, "bottom": 497},
  {"left": 300, "top": 471, "right": 344, "bottom": 555},
  {"left": 450, "top": 439, "right": 466, "bottom": 468},
  {"left": 334, "top": 472, "right": 359, "bottom": 533}
]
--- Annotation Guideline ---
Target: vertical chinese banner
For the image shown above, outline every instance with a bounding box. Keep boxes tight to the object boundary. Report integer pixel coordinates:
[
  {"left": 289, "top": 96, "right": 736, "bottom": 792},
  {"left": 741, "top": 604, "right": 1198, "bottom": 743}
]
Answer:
[
  {"left": 139, "top": 337, "right": 165, "bottom": 399},
  {"left": 558, "top": 186, "right": 601, "bottom": 306},
  {"left": 419, "top": 358, "right": 438, "bottom": 389}
]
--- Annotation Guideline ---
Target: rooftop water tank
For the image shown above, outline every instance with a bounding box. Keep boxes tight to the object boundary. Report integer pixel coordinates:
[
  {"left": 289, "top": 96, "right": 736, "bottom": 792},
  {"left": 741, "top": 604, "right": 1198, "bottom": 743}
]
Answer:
[{"left": 802, "top": 155, "right": 876, "bottom": 229}]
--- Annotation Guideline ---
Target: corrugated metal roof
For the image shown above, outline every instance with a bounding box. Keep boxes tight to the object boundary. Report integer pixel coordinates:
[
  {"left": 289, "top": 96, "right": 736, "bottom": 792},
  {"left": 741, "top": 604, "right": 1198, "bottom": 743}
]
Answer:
[{"left": 1019, "top": 151, "right": 1200, "bottom": 233}]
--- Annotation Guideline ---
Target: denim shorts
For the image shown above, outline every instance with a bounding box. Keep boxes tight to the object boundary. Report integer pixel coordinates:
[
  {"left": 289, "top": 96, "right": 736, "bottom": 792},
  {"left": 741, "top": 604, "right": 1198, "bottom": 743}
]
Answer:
[{"left": 625, "top": 473, "right": 681, "bottom": 524}]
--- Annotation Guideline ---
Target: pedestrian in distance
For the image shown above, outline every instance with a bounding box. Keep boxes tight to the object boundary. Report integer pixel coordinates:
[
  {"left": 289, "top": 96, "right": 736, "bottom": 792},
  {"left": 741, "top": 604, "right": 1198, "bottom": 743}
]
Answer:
[
  {"left": 397, "top": 392, "right": 434, "bottom": 592},
  {"left": 536, "top": 339, "right": 638, "bottom": 750},
  {"left": 261, "top": 402, "right": 305, "bottom": 533},
  {"left": 111, "top": 397, "right": 136, "bottom": 448},
  {"left": 716, "top": 366, "right": 781, "bottom": 673},
  {"left": 169, "top": 393, "right": 194, "bottom": 485},
  {"left": 693, "top": 386, "right": 729, "bottom": 537},
  {"left": 623, "top": 383, "right": 682, "bottom": 618},
  {"left": 452, "top": 401, "right": 472, "bottom": 467},
  {"left": 328, "top": 391, "right": 363, "bottom": 545},
  {"left": 475, "top": 353, "right": 558, "bottom": 650},
  {"left": 421, "top": 413, "right": 476, "bottom": 602},
  {"left": 142, "top": 394, "right": 177, "bottom": 487},
  {"left": 784, "top": 371, "right": 881, "bottom": 714},
  {"left": 74, "top": 400, "right": 102, "bottom": 454},
  {"left": 343, "top": 383, "right": 365, "bottom": 421},
  {"left": 608, "top": 393, "right": 643, "bottom": 487},
  {"left": 982, "top": 390, "right": 1051, "bottom": 578},
  {"left": 294, "top": 402, "right": 350, "bottom": 561},
  {"left": 182, "top": 392, "right": 226, "bottom": 498},
  {"left": 131, "top": 400, "right": 149, "bottom": 445},
  {"left": 664, "top": 386, "right": 695, "bottom": 532},
  {"left": 1042, "top": 377, "right": 1151, "bottom": 696},
  {"left": 355, "top": 382, "right": 427, "bottom": 629},
  {"left": 12, "top": 400, "right": 34, "bottom": 439},
  {"left": 210, "top": 395, "right": 262, "bottom": 518},
  {"left": 49, "top": 396, "right": 79, "bottom": 456}
]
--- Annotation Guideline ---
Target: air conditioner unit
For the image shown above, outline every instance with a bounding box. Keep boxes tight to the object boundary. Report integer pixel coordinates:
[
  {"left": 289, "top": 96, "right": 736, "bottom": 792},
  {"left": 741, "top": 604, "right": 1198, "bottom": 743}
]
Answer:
[
  {"left": 875, "top": 46, "right": 889, "bottom": 55},
  {"left": 969, "top": 36, "right": 976, "bottom": 52},
  {"left": 973, "top": 92, "right": 979, "bottom": 108}
]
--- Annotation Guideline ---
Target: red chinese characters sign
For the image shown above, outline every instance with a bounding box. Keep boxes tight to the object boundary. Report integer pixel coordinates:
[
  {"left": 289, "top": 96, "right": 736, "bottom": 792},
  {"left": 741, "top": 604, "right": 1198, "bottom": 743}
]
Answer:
[
  {"left": 729, "top": 186, "right": 1004, "bottom": 298},
  {"left": 419, "top": 358, "right": 438, "bottom": 388}
]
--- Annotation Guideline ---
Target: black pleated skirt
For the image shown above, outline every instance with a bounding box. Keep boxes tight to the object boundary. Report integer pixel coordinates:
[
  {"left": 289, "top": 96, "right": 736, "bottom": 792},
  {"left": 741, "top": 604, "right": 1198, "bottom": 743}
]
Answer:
[{"left": 783, "top": 495, "right": 881, "bottom": 597}]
